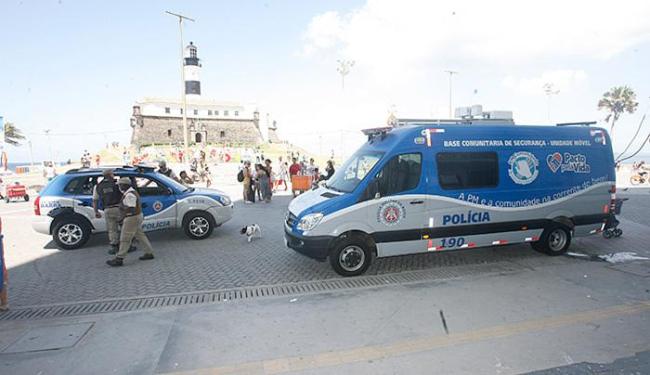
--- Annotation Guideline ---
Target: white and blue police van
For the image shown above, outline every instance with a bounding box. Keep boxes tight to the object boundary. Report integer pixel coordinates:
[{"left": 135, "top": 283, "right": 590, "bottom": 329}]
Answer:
[
  {"left": 285, "top": 116, "right": 616, "bottom": 276},
  {"left": 32, "top": 165, "right": 234, "bottom": 249}
]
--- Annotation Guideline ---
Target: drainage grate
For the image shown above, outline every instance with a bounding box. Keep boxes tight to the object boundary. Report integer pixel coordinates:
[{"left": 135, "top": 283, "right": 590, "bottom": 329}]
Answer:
[{"left": 0, "top": 262, "right": 520, "bottom": 321}]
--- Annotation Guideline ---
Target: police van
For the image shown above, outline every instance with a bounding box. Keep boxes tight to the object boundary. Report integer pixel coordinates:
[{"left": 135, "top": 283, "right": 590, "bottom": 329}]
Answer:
[
  {"left": 32, "top": 165, "right": 234, "bottom": 249},
  {"left": 284, "top": 115, "right": 615, "bottom": 276}
]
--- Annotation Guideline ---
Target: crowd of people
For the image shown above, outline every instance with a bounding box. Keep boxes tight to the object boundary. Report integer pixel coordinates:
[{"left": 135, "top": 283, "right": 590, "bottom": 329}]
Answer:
[{"left": 239, "top": 156, "right": 336, "bottom": 202}]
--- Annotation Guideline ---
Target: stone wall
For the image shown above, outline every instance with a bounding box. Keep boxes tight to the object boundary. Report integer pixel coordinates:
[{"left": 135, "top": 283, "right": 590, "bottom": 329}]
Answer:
[{"left": 131, "top": 115, "right": 263, "bottom": 148}]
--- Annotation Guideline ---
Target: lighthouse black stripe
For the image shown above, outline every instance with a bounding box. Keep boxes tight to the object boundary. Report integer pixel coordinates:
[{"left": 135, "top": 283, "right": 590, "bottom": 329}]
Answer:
[{"left": 370, "top": 214, "right": 609, "bottom": 244}]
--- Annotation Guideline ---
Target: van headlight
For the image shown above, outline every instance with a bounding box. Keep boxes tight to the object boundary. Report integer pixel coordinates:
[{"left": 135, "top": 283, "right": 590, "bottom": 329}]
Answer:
[
  {"left": 218, "top": 195, "right": 231, "bottom": 206},
  {"left": 297, "top": 213, "right": 324, "bottom": 231}
]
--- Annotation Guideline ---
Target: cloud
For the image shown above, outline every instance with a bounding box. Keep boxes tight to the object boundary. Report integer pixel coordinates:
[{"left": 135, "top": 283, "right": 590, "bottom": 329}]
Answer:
[
  {"left": 502, "top": 69, "right": 588, "bottom": 96},
  {"left": 301, "top": 0, "right": 650, "bottom": 73}
]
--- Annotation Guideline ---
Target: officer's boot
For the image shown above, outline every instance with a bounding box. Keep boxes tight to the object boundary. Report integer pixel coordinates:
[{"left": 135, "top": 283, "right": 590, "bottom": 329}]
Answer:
[{"left": 106, "top": 257, "right": 124, "bottom": 267}]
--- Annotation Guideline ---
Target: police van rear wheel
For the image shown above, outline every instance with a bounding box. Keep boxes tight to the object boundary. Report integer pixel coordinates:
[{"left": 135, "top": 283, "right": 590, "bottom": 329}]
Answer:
[
  {"left": 184, "top": 212, "right": 214, "bottom": 240},
  {"left": 532, "top": 225, "right": 571, "bottom": 256},
  {"left": 53, "top": 218, "right": 90, "bottom": 250},
  {"left": 329, "top": 235, "right": 372, "bottom": 277}
]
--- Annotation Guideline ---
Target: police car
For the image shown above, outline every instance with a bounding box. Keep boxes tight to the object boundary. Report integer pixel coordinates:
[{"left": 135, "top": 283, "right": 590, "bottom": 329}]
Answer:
[
  {"left": 285, "top": 114, "right": 615, "bottom": 276},
  {"left": 32, "top": 165, "right": 234, "bottom": 249}
]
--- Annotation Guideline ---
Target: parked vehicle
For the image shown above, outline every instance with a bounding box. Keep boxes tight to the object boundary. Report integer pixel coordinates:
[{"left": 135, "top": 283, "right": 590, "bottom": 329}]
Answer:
[
  {"left": 285, "top": 117, "right": 616, "bottom": 276},
  {"left": 4, "top": 182, "right": 29, "bottom": 203},
  {"left": 32, "top": 165, "right": 234, "bottom": 249}
]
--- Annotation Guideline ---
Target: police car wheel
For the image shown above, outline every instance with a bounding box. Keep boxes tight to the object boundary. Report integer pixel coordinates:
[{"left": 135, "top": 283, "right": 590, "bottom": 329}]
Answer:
[
  {"left": 532, "top": 225, "right": 571, "bottom": 256},
  {"left": 53, "top": 218, "right": 90, "bottom": 250},
  {"left": 329, "top": 236, "right": 372, "bottom": 277},
  {"left": 184, "top": 212, "right": 214, "bottom": 240}
]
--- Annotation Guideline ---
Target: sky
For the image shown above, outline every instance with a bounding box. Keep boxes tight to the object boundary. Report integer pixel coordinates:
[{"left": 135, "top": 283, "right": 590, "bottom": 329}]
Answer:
[{"left": 2, "top": 0, "right": 650, "bottom": 163}]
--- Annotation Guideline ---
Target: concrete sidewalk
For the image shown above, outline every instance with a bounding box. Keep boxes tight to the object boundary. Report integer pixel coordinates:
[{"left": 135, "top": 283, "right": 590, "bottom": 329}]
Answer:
[{"left": 1, "top": 255, "right": 648, "bottom": 375}]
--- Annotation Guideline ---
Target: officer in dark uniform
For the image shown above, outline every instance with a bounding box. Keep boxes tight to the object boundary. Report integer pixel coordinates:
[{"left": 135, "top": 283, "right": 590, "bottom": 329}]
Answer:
[
  {"left": 92, "top": 169, "right": 122, "bottom": 254},
  {"left": 158, "top": 160, "right": 179, "bottom": 182}
]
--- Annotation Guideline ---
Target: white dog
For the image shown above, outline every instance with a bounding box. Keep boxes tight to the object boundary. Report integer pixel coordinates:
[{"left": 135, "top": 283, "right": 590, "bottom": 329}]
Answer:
[{"left": 240, "top": 224, "right": 262, "bottom": 242}]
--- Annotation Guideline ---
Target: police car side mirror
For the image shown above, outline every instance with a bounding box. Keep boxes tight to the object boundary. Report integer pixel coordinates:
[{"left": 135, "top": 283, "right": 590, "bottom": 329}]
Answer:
[{"left": 165, "top": 187, "right": 173, "bottom": 195}]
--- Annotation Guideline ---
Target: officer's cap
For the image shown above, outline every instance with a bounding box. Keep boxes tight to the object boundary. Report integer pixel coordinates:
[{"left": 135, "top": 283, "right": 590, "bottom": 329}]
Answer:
[{"left": 118, "top": 177, "right": 132, "bottom": 186}]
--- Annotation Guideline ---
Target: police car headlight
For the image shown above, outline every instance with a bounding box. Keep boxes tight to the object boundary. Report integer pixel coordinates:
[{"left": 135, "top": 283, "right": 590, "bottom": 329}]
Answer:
[
  {"left": 297, "top": 213, "right": 324, "bottom": 231},
  {"left": 218, "top": 195, "right": 231, "bottom": 206}
]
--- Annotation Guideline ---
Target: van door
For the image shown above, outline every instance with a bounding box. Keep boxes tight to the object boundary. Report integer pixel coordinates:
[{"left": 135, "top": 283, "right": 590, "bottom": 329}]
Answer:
[{"left": 364, "top": 152, "right": 429, "bottom": 257}]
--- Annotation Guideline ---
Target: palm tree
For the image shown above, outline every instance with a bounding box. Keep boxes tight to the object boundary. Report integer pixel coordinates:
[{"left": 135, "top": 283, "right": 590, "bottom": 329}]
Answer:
[
  {"left": 4, "top": 122, "right": 26, "bottom": 146},
  {"left": 597, "top": 86, "right": 639, "bottom": 139}
]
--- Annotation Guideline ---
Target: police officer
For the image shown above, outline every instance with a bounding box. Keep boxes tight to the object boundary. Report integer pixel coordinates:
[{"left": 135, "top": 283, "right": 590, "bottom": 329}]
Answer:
[
  {"left": 93, "top": 169, "right": 122, "bottom": 254},
  {"left": 106, "top": 177, "right": 155, "bottom": 267},
  {"left": 158, "top": 160, "right": 179, "bottom": 182}
]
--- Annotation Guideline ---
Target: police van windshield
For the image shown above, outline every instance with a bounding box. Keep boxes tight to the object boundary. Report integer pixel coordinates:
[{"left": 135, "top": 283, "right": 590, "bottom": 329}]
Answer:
[{"left": 326, "top": 151, "right": 383, "bottom": 193}]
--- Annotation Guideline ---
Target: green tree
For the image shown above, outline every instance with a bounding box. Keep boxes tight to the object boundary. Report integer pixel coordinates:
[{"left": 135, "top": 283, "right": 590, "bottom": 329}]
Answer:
[
  {"left": 597, "top": 86, "right": 639, "bottom": 139},
  {"left": 4, "top": 122, "right": 26, "bottom": 146}
]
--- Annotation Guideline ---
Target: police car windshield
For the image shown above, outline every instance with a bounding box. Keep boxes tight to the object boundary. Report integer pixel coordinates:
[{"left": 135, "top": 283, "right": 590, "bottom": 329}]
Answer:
[
  {"left": 326, "top": 151, "right": 383, "bottom": 193},
  {"left": 155, "top": 172, "right": 189, "bottom": 192}
]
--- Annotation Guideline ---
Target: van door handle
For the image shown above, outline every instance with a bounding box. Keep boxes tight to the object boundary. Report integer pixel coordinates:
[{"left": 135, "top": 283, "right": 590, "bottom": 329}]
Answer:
[
  {"left": 409, "top": 200, "right": 424, "bottom": 205},
  {"left": 142, "top": 203, "right": 148, "bottom": 208}
]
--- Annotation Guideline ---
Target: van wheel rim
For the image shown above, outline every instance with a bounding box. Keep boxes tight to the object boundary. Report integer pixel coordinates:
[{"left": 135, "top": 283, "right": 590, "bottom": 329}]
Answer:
[
  {"left": 189, "top": 217, "right": 209, "bottom": 237},
  {"left": 339, "top": 246, "right": 365, "bottom": 272},
  {"left": 59, "top": 224, "right": 83, "bottom": 245},
  {"left": 548, "top": 229, "right": 567, "bottom": 252}
]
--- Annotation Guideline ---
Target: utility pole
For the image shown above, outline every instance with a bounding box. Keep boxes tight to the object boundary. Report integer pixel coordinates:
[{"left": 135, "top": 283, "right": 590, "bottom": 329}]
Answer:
[
  {"left": 28, "top": 139, "right": 34, "bottom": 167},
  {"left": 44, "top": 129, "right": 53, "bottom": 162},
  {"left": 337, "top": 60, "right": 355, "bottom": 89},
  {"left": 543, "top": 83, "right": 560, "bottom": 123},
  {"left": 166, "top": 11, "right": 195, "bottom": 160},
  {"left": 444, "top": 70, "right": 458, "bottom": 118}
]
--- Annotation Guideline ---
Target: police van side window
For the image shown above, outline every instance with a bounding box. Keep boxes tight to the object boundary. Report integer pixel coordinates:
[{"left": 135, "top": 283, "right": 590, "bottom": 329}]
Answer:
[
  {"left": 436, "top": 152, "right": 498, "bottom": 190},
  {"left": 376, "top": 153, "right": 422, "bottom": 196}
]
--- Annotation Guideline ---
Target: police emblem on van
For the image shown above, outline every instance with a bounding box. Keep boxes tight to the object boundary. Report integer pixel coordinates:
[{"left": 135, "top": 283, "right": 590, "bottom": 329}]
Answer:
[
  {"left": 153, "top": 201, "right": 163, "bottom": 212},
  {"left": 508, "top": 151, "right": 539, "bottom": 185},
  {"left": 377, "top": 201, "right": 405, "bottom": 226}
]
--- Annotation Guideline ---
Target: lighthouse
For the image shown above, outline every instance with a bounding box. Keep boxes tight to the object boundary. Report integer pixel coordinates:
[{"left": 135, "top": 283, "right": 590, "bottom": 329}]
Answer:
[{"left": 184, "top": 41, "right": 201, "bottom": 97}]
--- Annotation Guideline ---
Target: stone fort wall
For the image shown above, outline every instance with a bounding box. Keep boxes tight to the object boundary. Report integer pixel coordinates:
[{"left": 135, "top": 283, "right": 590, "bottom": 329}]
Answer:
[{"left": 131, "top": 116, "right": 263, "bottom": 147}]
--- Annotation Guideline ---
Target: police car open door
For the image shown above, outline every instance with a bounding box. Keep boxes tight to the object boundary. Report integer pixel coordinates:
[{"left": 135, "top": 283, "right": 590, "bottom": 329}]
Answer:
[
  {"left": 133, "top": 176, "right": 177, "bottom": 231},
  {"left": 364, "top": 152, "right": 430, "bottom": 257}
]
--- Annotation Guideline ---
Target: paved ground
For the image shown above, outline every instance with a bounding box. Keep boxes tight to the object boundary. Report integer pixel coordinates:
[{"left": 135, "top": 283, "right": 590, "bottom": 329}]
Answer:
[
  {"left": 0, "top": 253, "right": 648, "bottom": 374},
  {"left": 0, "top": 166, "right": 649, "bottom": 374},
  {"left": 1, "top": 168, "right": 649, "bottom": 308}
]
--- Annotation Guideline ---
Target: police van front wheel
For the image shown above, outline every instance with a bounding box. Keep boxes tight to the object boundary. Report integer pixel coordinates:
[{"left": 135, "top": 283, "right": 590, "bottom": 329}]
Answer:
[
  {"left": 183, "top": 212, "right": 215, "bottom": 240},
  {"left": 329, "top": 235, "right": 373, "bottom": 277},
  {"left": 53, "top": 217, "right": 91, "bottom": 250},
  {"left": 531, "top": 225, "right": 571, "bottom": 256}
]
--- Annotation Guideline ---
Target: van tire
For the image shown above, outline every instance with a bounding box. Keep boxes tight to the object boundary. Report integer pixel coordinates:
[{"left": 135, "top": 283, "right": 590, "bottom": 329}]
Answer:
[
  {"left": 531, "top": 225, "right": 571, "bottom": 256},
  {"left": 52, "top": 216, "right": 91, "bottom": 250},
  {"left": 329, "top": 234, "right": 372, "bottom": 277},
  {"left": 183, "top": 211, "right": 215, "bottom": 240}
]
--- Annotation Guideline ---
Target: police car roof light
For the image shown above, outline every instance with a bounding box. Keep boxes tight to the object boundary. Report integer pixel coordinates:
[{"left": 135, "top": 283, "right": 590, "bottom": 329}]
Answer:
[{"left": 134, "top": 164, "right": 156, "bottom": 173}]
